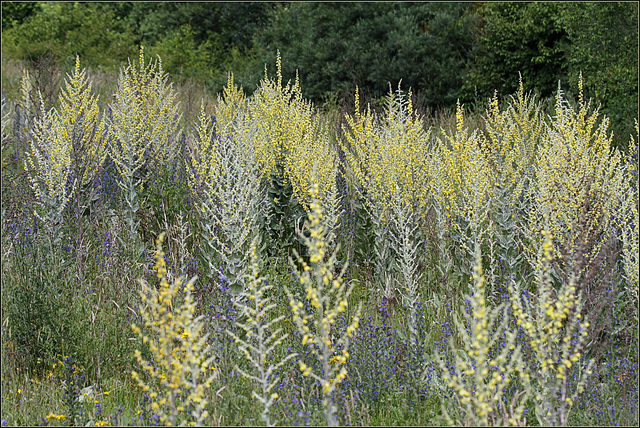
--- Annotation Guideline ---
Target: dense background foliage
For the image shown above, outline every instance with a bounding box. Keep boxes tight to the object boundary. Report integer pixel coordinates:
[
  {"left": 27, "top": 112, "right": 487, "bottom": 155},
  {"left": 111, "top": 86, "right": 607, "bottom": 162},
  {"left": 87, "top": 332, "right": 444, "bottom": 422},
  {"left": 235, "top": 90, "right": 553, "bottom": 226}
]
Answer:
[{"left": 2, "top": 1, "right": 637, "bottom": 147}]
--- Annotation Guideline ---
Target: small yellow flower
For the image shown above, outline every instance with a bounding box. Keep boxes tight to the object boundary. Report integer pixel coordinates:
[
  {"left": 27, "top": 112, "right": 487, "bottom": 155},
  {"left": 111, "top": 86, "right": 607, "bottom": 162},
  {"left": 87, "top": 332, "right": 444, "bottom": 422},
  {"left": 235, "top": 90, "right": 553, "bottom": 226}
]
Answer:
[{"left": 46, "top": 413, "right": 67, "bottom": 422}]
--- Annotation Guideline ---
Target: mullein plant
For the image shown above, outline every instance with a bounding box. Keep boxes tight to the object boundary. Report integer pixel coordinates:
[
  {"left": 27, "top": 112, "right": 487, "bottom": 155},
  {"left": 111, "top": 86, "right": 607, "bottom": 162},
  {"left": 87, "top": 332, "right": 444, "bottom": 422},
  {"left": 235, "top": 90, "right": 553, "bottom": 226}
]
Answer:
[
  {"left": 16, "top": 69, "right": 35, "bottom": 143},
  {"left": 189, "top": 102, "right": 267, "bottom": 294},
  {"left": 509, "top": 228, "right": 594, "bottom": 426},
  {"left": 227, "top": 238, "right": 298, "bottom": 426},
  {"left": 287, "top": 179, "right": 362, "bottom": 426},
  {"left": 214, "top": 72, "right": 247, "bottom": 138},
  {"left": 244, "top": 51, "right": 316, "bottom": 253},
  {"left": 621, "top": 121, "right": 638, "bottom": 323},
  {"left": 187, "top": 102, "right": 219, "bottom": 198},
  {"left": 57, "top": 56, "right": 107, "bottom": 255},
  {"left": 286, "top": 120, "right": 341, "bottom": 250},
  {"left": 339, "top": 87, "right": 393, "bottom": 292},
  {"left": 437, "top": 242, "right": 528, "bottom": 426},
  {"left": 528, "top": 75, "right": 626, "bottom": 288},
  {"left": 340, "top": 84, "right": 431, "bottom": 299},
  {"left": 246, "top": 50, "right": 310, "bottom": 182},
  {"left": 1, "top": 95, "right": 11, "bottom": 161},
  {"left": 2, "top": 94, "right": 10, "bottom": 138},
  {"left": 481, "top": 77, "right": 545, "bottom": 294},
  {"left": 432, "top": 101, "right": 494, "bottom": 281},
  {"left": 24, "top": 56, "right": 107, "bottom": 251},
  {"left": 387, "top": 182, "right": 424, "bottom": 393},
  {"left": 481, "top": 75, "right": 544, "bottom": 203},
  {"left": 430, "top": 182, "right": 455, "bottom": 295},
  {"left": 527, "top": 76, "right": 627, "bottom": 351},
  {"left": 108, "top": 47, "right": 182, "bottom": 247},
  {"left": 24, "top": 91, "right": 74, "bottom": 246},
  {"left": 131, "top": 232, "right": 216, "bottom": 426}
]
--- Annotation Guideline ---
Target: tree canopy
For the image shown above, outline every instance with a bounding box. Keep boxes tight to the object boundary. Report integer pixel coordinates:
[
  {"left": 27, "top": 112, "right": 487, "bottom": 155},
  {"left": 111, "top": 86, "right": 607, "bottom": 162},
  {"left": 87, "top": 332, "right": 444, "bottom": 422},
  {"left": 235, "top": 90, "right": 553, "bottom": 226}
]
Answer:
[{"left": 2, "top": 1, "right": 637, "bottom": 146}]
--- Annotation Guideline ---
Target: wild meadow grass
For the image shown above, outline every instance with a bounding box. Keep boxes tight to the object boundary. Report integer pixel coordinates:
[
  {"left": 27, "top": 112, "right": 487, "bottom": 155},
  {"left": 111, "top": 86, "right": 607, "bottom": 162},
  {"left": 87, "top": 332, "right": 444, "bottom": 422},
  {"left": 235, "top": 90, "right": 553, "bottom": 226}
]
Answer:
[{"left": 1, "top": 49, "right": 638, "bottom": 426}]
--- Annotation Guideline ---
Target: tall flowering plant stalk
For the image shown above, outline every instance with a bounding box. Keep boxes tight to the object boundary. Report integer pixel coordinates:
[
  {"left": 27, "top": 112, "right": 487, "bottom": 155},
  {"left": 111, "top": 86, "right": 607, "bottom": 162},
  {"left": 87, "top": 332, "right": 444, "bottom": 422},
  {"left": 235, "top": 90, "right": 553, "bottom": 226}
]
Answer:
[
  {"left": 245, "top": 50, "right": 310, "bottom": 182},
  {"left": 227, "top": 239, "right": 297, "bottom": 426},
  {"left": 189, "top": 104, "right": 267, "bottom": 293},
  {"left": 510, "top": 228, "right": 594, "bottom": 426},
  {"left": 525, "top": 75, "right": 627, "bottom": 353},
  {"left": 437, "top": 242, "right": 527, "bottom": 426},
  {"left": 214, "top": 72, "right": 247, "bottom": 138},
  {"left": 25, "top": 92, "right": 74, "bottom": 246},
  {"left": 388, "top": 183, "right": 424, "bottom": 392},
  {"left": 621, "top": 120, "right": 638, "bottom": 324},
  {"left": 241, "top": 51, "right": 319, "bottom": 256},
  {"left": 108, "top": 47, "right": 182, "bottom": 245},
  {"left": 2, "top": 94, "right": 11, "bottom": 142},
  {"left": 57, "top": 56, "right": 107, "bottom": 253},
  {"left": 17, "top": 69, "right": 35, "bottom": 142},
  {"left": 432, "top": 101, "right": 493, "bottom": 280},
  {"left": 287, "top": 178, "right": 362, "bottom": 426},
  {"left": 481, "top": 76, "right": 545, "bottom": 294},
  {"left": 528, "top": 75, "right": 625, "bottom": 286},
  {"left": 131, "top": 232, "right": 216, "bottom": 426},
  {"left": 286, "top": 122, "right": 339, "bottom": 218},
  {"left": 340, "top": 84, "right": 431, "bottom": 299}
]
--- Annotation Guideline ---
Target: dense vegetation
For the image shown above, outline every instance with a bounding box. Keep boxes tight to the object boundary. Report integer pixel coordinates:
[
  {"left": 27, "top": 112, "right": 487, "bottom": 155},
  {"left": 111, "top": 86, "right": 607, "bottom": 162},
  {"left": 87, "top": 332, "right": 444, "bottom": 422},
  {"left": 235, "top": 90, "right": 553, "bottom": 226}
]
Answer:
[
  {"left": 1, "top": 1, "right": 638, "bottom": 147},
  {"left": 1, "top": 2, "right": 638, "bottom": 426}
]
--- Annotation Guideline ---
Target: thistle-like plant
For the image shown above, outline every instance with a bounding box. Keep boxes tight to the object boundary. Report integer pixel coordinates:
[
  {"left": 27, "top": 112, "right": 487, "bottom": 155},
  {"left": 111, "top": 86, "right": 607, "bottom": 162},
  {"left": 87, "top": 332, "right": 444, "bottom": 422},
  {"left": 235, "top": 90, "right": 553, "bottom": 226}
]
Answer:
[
  {"left": 131, "top": 232, "right": 216, "bottom": 426},
  {"left": 510, "top": 228, "right": 594, "bottom": 426},
  {"left": 437, "top": 242, "right": 527, "bottom": 426},
  {"left": 287, "top": 179, "right": 362, "bottom": 426},
  {"left": 108, "top": 47, "right": 182, "bottom": 244},
  {"left": 227, "top": 239, "right": 297, "bottom": 426}
]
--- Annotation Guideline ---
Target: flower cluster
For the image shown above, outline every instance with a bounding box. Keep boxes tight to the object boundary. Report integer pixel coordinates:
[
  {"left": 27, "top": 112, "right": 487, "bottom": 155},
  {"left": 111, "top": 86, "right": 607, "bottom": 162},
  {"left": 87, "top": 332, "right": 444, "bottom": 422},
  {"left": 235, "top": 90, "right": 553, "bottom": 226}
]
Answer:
[
  {"left": 131, "top": 232, "right": 216, "bottom": 426},
  {"left": 438, "top": 243, "right": 527, "bottom": 426},
  {"left": 510, "top": 229, "right": 594, "bottom": 426},
  {"left": 108, "top": 46, "right": 182, "bottom": 240},
  {"left": 287, "top": 180, "right": 362, "bottom": 426}
]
